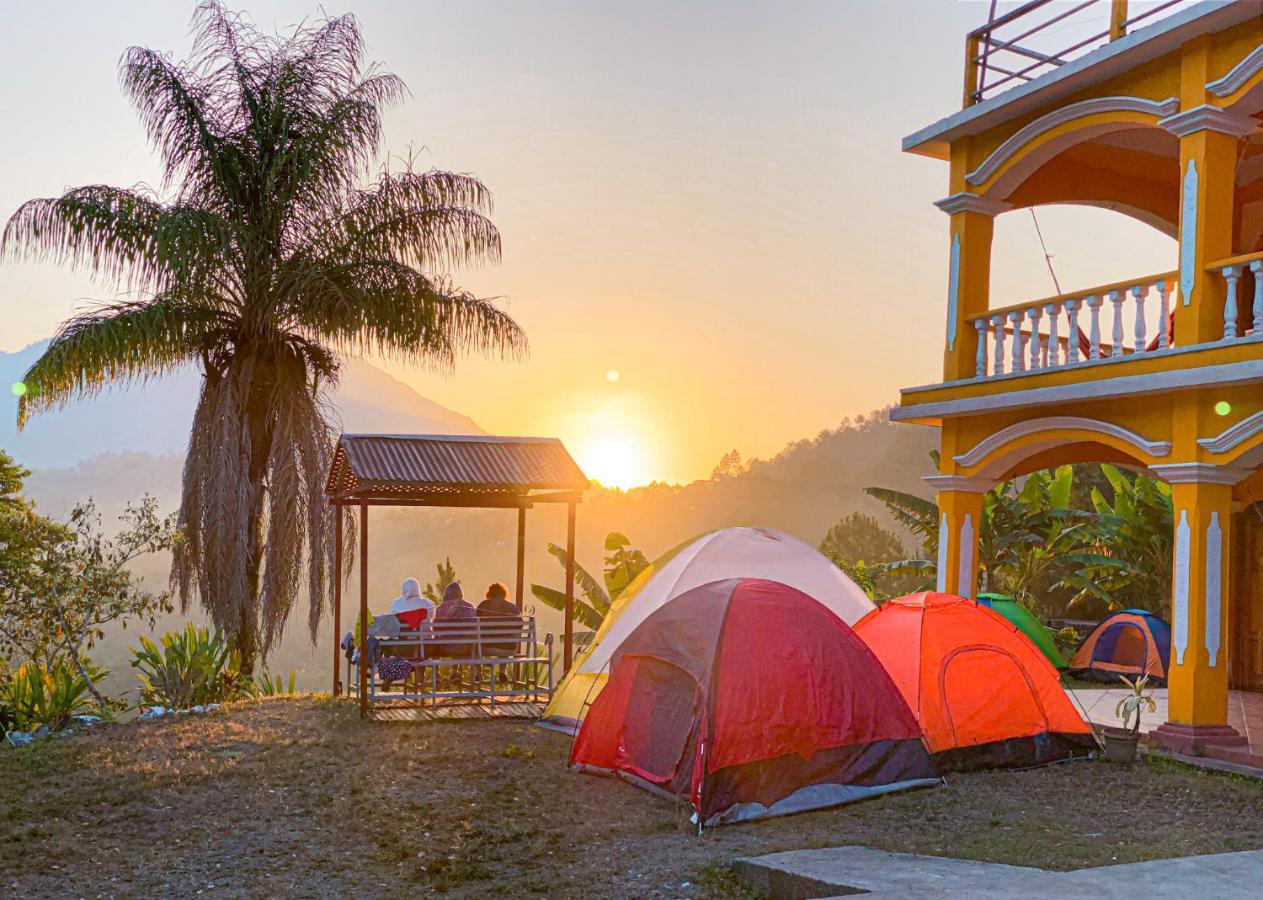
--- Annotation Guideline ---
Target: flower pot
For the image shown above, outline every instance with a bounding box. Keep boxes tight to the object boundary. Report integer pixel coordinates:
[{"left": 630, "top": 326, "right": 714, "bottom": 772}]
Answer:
[{"left": 1102, "top": 726, "right": 1140, "bottom": 764}]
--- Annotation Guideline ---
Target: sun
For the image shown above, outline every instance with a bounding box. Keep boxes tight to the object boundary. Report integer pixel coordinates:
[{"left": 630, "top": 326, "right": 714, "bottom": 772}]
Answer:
[{"left": 577, "top": 432, "right": 649, "bottom": 490}]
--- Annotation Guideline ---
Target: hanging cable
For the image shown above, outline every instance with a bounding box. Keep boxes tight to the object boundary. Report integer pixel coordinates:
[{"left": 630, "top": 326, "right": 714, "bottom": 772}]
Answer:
[{"left": 1030, "top": 208, "right": 1062, "bottom": 295}]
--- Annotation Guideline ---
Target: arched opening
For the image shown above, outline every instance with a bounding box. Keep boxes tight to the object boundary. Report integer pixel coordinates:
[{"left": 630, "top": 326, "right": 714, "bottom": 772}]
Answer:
[{"left": 989, "top": 205, "right": 1175, "bottom": 312}]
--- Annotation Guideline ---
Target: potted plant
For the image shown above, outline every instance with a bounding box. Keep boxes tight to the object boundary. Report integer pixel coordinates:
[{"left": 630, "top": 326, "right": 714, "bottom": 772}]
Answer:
[{"left": 1103, "top": 674, "right": 1156, "bottom": 764}]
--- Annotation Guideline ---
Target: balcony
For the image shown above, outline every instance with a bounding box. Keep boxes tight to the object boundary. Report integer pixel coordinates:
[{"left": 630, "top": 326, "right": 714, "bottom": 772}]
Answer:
[
  {"left": 896, "top": 252, "right": 1263, "bottom": 422},
  {"left": 965, "top": 0, "right": 1201, "bottom": 107}
]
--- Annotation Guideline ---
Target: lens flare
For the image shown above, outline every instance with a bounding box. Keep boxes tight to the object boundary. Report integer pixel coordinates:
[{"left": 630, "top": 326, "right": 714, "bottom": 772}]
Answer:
[
  {"left": 1215, "top": 400, "right": 1232, "bottom": 416},
  {"left": 10, "top": 382, "right": 26, "bottom": 397}
]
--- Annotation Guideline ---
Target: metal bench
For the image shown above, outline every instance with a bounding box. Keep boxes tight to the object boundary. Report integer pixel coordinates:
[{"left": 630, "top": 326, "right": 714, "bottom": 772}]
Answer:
[{"left": 349, "top": 615, "right": 554, "bottom": 711}]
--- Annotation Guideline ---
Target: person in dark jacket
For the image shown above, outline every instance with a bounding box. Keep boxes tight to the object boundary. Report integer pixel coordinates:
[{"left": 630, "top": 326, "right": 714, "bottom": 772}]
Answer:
[
  {"left": 432, "top": 582, "right": 477, "bottom": 657},
  {"left": 477, "top": 582, "right": 523, "bottom": 656}
]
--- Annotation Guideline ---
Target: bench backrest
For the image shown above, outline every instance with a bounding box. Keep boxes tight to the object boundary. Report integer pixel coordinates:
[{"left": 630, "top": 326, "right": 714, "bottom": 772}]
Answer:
[{"left": 382, "top": 615, "right": 538, "bottom": 654}]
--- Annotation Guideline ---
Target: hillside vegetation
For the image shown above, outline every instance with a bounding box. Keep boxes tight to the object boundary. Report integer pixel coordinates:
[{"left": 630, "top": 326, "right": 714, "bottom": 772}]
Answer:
[{"left": 18, "top": 411, "right": 937, "bottom": 693}]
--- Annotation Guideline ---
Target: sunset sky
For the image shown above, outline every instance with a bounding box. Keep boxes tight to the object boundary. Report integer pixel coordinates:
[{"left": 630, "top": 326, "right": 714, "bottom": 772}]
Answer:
[{"left": 0, "top": 1, "right": 1177, "bottom": 487}]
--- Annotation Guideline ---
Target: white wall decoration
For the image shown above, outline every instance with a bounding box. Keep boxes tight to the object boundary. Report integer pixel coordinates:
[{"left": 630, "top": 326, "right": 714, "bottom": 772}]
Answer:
[
  {"left": 1180, "top": 160, "right": 1198, "bottom": 307},
  {"left": 936, "top": 513, "right": 949, "bottom": 593},
  {"left": 1206, "top": 511, "right": 1222, "bottom": 667},
  {"left": 1173, "top": 509, "right": 1190, "bottom": 665},
  {"left": 957, "top": 513, "right": 974, "bottom": 597},
  {"left": 947, "top": 233, "right": 961, "bottom": 352}
]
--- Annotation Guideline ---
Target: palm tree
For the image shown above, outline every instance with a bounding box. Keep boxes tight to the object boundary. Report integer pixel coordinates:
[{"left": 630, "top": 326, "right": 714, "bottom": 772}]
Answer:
[{"left": 0, "top": 4, "right": 525, "bottom": 673}]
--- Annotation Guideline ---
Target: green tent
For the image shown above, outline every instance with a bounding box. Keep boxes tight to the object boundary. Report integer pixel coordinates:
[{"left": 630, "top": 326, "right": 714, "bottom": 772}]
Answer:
[{"left": 976, "top": 593, "right": 1067, "bottom": 669}]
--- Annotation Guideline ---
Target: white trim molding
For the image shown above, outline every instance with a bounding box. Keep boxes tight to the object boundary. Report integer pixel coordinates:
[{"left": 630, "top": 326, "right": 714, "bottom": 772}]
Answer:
[
  {"left": 953, "top": 416, "right": 1172, "bottom": 468},
  {"left": 958, "top": 513, "right": 975, "bottom": 598},
  {"left": 923, "top": 474, "right": 995, "bottom": 494},
  {"left": 1149, "top": 462, "right": 1243, "bottom": 485},
  {"left": 1206, "top": 512, "right": 1223, "bottom": 668},
  {"left": 935, "top": 513, "right": 949, "bottom": 594},
  {"left": 893, "top": 353, "right": 1263, "bottom": 422},
  {"left": 1159, "top": 104, "right": 1258, "bottom": 137},
  {"left": 1173, "top": 509, "right": 1190, "bottom": 667},
  {"left": 965, "top": 96, "right": 1179, "bottom": 186},
  {"left": 933, "top": 192, "right": 1013, "bottom": 216},
  {"left": 1198, "top": 410, "right": 1263, "bottom": 454},
  {"left": 1208, "top": 44, "right": 1263, "bottom": 98}
]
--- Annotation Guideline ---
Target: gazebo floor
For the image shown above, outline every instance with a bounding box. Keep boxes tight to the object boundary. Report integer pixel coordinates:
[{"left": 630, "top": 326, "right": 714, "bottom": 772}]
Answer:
[{"left": 370, "top": 700, "right": 546, "bottom": 722}]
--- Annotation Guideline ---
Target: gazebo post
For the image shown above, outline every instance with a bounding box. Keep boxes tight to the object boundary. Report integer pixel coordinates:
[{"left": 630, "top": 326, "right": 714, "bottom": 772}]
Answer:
[
  {"left": 358, "top": 502, "right": 369, "bottom": 720},
  {"left": 564, "top": 500, "right": 576, "bottom": 672},
  {"left": 515, "top": 505, "right": 527, "bottom": 611},
  {"left": 332, "top": 505, "right": 342, "bottom": 697}
]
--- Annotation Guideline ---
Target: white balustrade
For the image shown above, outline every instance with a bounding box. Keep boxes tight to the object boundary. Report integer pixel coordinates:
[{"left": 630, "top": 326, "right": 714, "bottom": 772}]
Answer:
[
  {"left": 1156, "top": 281, "right": 1170, "bottom": 350},
  {"left": 966, "top": 274, "right": 1179, "bottom": 380},
  {"left": 1252, "top": 260, "right": 1263, "bottom": 335},
  {"left": 991, "top": 314, "right": 1005, "bottom": 376},
  {"left": 1223, "top": 265, "right": 1241, "bottom": 340},
  {"left": 1087, "top": 294, "right": 1102, "bottom": 360},
  {"left": 1028, "top": 307, "right": 1043, "bottom": 370},
  {"left": 1065, "top": 298, "right": 1080, "bottom": 364},
  {"left": 1109, "top": 290, "right": 1125, "bottom": 359},
  {"left": 1009, "top": 310, "right": 1024, "bottom": 374},
  {"left": 1045, "top": 302, "right": 1060, "bottom": 367}
]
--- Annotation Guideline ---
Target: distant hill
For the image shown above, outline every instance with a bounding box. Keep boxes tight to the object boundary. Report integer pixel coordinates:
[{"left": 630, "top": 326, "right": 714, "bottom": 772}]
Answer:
[{"left": 0, "top": 340, "right": 481, "bottom": 469}]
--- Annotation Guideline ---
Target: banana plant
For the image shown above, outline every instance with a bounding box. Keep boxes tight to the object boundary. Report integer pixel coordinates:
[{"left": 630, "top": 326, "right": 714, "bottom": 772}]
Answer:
[{"left": 530, "top": 532, "right": 649, "bottom": 631}]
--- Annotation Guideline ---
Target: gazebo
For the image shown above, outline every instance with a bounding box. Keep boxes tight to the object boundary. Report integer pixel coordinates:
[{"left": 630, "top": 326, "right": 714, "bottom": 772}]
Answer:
[{"left": 324, "top": 434, "right": 588, "bottom": 718}]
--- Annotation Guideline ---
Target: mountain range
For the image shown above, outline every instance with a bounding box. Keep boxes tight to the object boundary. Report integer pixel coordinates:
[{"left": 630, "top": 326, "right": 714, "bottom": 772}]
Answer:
[{"left": 0, "top": 340, "right": 481, "bottom": 469}]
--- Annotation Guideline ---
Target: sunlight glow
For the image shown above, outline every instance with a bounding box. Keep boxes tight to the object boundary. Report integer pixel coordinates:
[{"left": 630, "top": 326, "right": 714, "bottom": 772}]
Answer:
[{"left": 575, "top": 432, "right": 650, "bottom": 490}]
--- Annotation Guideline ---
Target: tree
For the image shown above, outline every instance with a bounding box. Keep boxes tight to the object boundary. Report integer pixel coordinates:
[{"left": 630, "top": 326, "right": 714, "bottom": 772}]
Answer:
[
  {"left": 710, "top": 450, "right": 746, "bottom": 480},
  {"left": 1, "top": 4, "right": 525, "bottom": 673},
  {"left": 531, "top": 532, "right": 649, "bottom": 631},
  {"left": 819, "top": 511, "right": 912, "bottom": 600},
  {"left": 422, "top": 558, "right": 458, "bottom": 602},
  {"left": 864, "top": 459, "right": 1085, "bottom": 605},
  {"left": 1059, "top": 464, "right": 1173, "bottom": 617},
  {"left": 819, "top": 512, "right": 906, "bottom": 568},
  {"left": 0, "top": 450, "right": 176, "bottom": 712}
]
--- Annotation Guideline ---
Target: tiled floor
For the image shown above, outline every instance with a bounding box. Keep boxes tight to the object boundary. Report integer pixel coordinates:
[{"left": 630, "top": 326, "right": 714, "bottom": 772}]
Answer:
[{"left": 1072, "top": 688, "right": 1263, "bottom": 761}]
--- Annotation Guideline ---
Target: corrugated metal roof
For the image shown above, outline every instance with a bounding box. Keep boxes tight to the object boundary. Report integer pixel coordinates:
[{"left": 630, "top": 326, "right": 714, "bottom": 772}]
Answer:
[{"left": 325, "top": 434, "right": 588, "bottom": 499}]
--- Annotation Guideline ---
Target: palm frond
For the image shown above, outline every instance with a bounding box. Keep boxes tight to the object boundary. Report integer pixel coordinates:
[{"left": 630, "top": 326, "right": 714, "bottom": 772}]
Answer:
[
  {"left": 17, "top": 296, "right": 225, "bottom": 426},
  {"left": 529, "top": 585, "right": 605, "bottom": 631}
]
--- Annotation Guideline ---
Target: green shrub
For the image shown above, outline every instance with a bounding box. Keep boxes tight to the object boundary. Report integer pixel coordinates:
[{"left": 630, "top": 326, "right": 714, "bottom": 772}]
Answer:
[
  {"left": 0, "top": 661, "right": 103, "bottom": 732},
  {"left": 131, "top": 625, "right": 245, "bottom": 709},
  {"left": 250, "top": 671, "right": 298, "bottom": 697}
]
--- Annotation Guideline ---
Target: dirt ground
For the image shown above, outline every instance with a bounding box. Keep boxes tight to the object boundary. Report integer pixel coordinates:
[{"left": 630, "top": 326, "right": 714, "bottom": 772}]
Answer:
[{"left": 4, "top": 697, "right": 1263, "bottom": 898}]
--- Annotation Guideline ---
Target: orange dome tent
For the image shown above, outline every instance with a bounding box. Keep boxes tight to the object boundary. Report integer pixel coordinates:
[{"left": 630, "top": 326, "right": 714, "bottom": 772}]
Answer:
[{"left": 854, "top": 592, "right": 1095, "bottom": 772}]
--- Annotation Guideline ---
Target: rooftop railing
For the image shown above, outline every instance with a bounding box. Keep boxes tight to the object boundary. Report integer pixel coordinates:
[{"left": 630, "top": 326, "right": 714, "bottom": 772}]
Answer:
[{"left": 964, "top": 0, "right": 1197, "bottom": 107}]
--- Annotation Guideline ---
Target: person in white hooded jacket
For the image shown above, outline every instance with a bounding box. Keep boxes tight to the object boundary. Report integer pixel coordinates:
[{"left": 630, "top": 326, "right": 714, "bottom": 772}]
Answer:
[{"left": 390, "top": 577, "right": 435, "bottom": 632}]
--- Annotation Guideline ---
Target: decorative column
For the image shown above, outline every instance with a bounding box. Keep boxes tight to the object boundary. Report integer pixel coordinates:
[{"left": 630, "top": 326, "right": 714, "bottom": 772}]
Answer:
[
  {"left": 933, "top": 192, "right": 1010, "bottom": 382},
  {"left": 1160, "top": 102, "right": 1253, "bottom": 344},
  {"left": 1150, "top": 464, "right": 1246, "bottom": 753},
  {"left": 924, "top": 474, "right": 989, "bottom": 599}
]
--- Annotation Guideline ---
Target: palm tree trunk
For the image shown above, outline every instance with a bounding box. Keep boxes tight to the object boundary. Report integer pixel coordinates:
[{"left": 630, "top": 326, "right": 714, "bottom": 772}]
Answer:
[{"left": 238, "top": 389, "right": 273, "bottom": 678}]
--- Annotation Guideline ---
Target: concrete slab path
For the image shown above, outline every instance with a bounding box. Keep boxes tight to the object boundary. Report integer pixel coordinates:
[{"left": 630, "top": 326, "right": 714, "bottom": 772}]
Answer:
[{"left": 736, "top": 845, "right": 1263, "bottom": 898}]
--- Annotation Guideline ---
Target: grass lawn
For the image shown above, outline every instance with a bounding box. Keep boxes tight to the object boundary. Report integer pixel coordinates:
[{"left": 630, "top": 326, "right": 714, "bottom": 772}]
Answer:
[{"left": 4, "top": 697, "right": 1263, "bottom": 898}]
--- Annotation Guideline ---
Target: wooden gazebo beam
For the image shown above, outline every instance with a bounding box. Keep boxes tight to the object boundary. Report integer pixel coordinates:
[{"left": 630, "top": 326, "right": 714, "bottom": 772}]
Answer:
[{"left": 564, "top": 501, "right": 576, "bottom": 673}]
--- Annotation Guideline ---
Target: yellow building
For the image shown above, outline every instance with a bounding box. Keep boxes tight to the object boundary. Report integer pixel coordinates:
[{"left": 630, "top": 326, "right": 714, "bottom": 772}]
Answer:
[{"left": 896, "top": 1, "right": 1263, "bottom": 755}]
